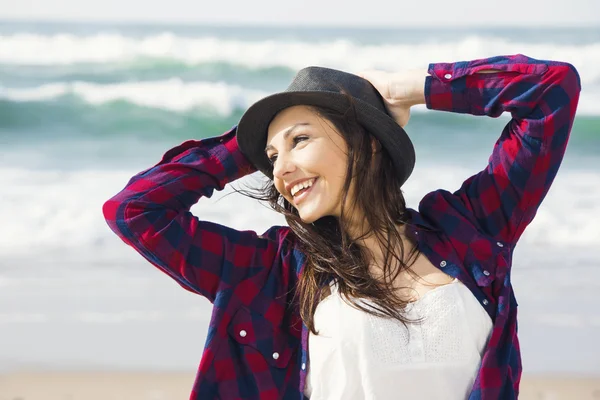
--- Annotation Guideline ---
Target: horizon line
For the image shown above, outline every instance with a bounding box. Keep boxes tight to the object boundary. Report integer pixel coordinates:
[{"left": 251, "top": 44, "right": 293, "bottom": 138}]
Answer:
[{"left": 1, "top": 17, "right": 598, "bottom": 30}]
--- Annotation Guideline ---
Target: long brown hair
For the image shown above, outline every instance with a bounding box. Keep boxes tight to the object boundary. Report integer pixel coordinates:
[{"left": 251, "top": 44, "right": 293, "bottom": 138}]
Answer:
[{"left": 241, "top": 100, "right": 420, "bottom": 334}]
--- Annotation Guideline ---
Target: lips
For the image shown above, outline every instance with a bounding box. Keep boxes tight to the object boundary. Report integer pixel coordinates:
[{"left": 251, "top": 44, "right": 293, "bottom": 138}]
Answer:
[
  {"left": 286, "top": 177, "right": 317, "bottom": 196},
  {"left": 292, "top": 178, "right": 317, "bottom": 205}
]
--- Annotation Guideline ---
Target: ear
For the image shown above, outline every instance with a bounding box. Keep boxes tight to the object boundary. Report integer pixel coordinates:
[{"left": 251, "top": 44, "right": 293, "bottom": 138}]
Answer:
[
  {"left": 370, "top": 137, "right": 382, "bottom": 155},
  {"left": 369, "top": 137, "right": 382, "bottom": 170}
]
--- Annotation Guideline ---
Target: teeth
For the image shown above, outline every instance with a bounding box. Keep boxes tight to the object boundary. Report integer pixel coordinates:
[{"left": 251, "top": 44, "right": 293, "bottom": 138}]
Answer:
[{"left": 290, "top": 178, "right": 315, "bottom": 197}]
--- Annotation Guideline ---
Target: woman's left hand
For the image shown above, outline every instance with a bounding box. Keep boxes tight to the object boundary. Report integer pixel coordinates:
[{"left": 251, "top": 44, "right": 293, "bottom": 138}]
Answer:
[{"left": 358, "top": 69, "right": 428, "bottom": 128}]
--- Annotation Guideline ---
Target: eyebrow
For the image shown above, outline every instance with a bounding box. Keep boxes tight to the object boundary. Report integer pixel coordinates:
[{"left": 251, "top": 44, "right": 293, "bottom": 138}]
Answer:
[{"left": 264, "top": 123, "right": 310, "bottom": 153}]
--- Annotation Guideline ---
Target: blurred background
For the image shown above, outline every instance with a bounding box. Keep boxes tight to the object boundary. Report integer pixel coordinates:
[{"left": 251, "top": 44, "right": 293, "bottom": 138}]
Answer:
[{"left": 1, "top": 0, "right": 599, "bottom": 398}]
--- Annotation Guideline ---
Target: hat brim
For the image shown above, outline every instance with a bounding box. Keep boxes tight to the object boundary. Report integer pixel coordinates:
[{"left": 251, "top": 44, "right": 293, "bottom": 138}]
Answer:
[{"left": 237, "top": 90, "right": 415, "bottom": 185}]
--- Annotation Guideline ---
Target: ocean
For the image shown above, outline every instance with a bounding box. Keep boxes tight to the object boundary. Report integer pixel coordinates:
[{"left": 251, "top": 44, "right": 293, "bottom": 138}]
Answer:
[{"left": 1, "top": 21, "right": 599, "bottom": 375}]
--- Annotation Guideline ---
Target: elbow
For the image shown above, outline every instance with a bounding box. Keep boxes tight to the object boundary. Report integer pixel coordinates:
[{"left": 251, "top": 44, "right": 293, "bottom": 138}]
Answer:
[
  {"left": 552, "top": 62, "right": 582, "bottom": 94},
  {"left": 540, "top": 62, "right": 582, "bottom": 114},
  {"left": 102, "top": 192, "right": 135, "bottom": 236},
  {"left": 102, "top": 195, "right": 123, "bottom": 234},
  {"left": 102, "top": 191, "right": 171, "bottom": 240},
  {"left": 563, "top": 62, "right": 582, "bottom": 92}
]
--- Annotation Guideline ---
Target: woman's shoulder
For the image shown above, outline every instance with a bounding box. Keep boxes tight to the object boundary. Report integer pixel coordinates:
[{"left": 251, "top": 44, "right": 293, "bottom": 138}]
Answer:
[
  {"left": 414, "top": 189, "right": 489, "bottom": 241},
  {"left": 257, "top": 225, "right": 307, "bottom": 265},
  {"left": 258, "top": 224, "right": 295, "bottom": 247}
]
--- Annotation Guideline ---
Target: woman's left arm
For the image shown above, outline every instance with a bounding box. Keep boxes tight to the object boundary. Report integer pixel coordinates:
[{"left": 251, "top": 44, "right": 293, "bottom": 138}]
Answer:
[{"left": 424, "top": 54, "right": 581, "bottom": 246}]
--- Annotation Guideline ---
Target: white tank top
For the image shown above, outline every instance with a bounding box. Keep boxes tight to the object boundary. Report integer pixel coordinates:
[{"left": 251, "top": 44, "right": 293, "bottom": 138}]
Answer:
[{"left": 304, "top": 279, "right": 493, "bottom": 400}]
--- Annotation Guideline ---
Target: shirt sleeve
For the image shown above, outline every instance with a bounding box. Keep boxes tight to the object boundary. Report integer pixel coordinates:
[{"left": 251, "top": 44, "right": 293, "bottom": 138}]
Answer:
[
  {"left": 425, "top": 54, "right": 581, "bottom": 246},
  {"left": 102, "top": 127, "right": 288, "bottom": 303}
]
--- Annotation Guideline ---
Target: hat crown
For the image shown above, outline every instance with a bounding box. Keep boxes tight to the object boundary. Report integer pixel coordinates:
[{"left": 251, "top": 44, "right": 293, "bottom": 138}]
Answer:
[{"left": 286, "top": 67, "right": 387, "bottom": 114}]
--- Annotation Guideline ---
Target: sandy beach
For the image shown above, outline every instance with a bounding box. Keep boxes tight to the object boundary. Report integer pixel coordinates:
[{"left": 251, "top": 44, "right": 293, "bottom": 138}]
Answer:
[{"left": 0, "top": 371, "right": 599, "bottom": 400}]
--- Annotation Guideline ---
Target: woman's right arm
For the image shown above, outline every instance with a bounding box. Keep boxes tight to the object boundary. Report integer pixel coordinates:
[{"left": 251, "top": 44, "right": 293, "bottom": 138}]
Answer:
[{"left": 102, "top": 127, "right": 288, "bottom": 303}]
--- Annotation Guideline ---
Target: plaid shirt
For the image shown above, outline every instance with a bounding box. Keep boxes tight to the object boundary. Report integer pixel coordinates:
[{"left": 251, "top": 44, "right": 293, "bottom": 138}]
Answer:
[{"left": 103, "top": 54, "right": 581, "bottom": 400}]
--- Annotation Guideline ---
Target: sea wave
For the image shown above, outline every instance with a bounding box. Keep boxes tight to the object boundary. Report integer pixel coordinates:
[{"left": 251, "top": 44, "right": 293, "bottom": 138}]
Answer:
[
  {"left": 0, "top": 61, "right": 295, "bottom": 89},
  {"left": 2, "top": 78, "right": 600, "bottom": 117},
  {"left": 0, "top": 79, "right": 268, "bottom": 114},
  {"left": 1, "top": 33, "right": 599, "bottom": 84}
]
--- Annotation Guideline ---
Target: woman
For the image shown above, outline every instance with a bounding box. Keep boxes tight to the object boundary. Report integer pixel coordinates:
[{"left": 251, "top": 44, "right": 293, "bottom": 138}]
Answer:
[{"left": 103, "top": 54, "right": 580, "bottom": 399}]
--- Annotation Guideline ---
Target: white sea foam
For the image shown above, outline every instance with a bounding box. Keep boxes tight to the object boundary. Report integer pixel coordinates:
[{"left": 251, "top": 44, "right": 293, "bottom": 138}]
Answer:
[
  {"left": 1, "top": 79, "right": 599, "bottom": 116},
  {"left": 1, "top": 162, "right": 598, "bottom": 259},
  {"left": 1, "top": 33, "right": 599, "bottom": 83},
  {"left": 0, "top": 79, "right": 269, "bottom": 115},
  {"left": 0, "top": 313, "right": 49, "bottom": 323}
]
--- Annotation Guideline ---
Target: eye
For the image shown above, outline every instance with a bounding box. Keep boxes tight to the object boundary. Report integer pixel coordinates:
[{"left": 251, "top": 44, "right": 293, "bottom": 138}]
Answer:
[
  {"left": 266, "top": 135, "right": 309, "bottom": 165},
  {"left": 293, "top": 135, "right": 309, "bottom": 146}
]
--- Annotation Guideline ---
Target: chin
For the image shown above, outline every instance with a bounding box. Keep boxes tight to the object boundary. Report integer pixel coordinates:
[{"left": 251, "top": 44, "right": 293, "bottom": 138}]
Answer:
[
  {"left": 297, "top": 207, "right": 323, "bottom": 224},
  {"left": 298, "top": 213, "right": 319, "bottom": 224},
  {"left": 293, "top": 197, "right": 338, "bottom": 224},
  {"left": 298, "top": 206, "right": 338, "bottom": 225}
]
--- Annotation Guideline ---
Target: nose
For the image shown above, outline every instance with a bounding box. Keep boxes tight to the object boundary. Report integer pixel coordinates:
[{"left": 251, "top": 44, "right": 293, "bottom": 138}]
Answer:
[{"left": 272, "top": 153, "right": 296, "bottom": 179}]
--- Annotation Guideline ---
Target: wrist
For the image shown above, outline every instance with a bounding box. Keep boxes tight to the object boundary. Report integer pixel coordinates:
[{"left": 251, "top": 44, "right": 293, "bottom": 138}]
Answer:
[{"left": 389, "top": 69, "right": 428, "bottom": 107}]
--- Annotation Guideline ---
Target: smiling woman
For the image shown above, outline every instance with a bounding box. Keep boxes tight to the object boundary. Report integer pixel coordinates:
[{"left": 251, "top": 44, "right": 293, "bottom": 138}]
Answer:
[{"left": 103, "top": 54, "right": 581, "bottom": 399}]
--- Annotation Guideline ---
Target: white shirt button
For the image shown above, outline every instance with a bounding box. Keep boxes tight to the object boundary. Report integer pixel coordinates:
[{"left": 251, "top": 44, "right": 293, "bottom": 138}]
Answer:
[
  {"left": 272, "top": 352, "right": 280, "bottom": 360},
  {"left": 439, "top": 260, "right": 447, "bottom": 268},
  {"left": 239, "top": 330, "right": 247, "bottom": 338},
  {"left": 482, "top": 299, "right": 489, "bottom": 305},
  {"left": 444, "top": 73, "right": 452, "bottom": 79},
  {"left": 496, "top": 242, "right": 504, "bottom": 248},
  {"left": 483, "top": 270, "right": 490, "bottom": 276},
  {"left": 301, "top": 363, "right": 306, "bottom": 370}
]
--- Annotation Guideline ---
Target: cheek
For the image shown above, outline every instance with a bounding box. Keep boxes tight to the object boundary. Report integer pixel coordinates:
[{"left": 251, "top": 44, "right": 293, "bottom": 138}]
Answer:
[
  {"left": 321, "top": 152, "right": 348, "bottom": 184},
  {"left": 274, "top": 180, "right": 286, "bottom": 197},
  {"left": 300, "top": 145, "right": 338, "bottom": 171},
  {"left": 296, "top": 148, "right": 321, "bottom": 167}
]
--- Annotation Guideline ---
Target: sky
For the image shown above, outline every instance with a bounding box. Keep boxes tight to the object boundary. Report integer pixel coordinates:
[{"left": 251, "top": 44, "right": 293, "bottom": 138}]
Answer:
[{"left": 0, "top": 0, "right": 598, "bottom": 27}]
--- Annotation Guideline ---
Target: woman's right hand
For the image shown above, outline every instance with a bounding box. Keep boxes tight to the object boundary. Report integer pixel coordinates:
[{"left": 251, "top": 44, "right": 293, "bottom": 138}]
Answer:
[{"left": 358, "top": 69, "right": 428, "bottom": 128}]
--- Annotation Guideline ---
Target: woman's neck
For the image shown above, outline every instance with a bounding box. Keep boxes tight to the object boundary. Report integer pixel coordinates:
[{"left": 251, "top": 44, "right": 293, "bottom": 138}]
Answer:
[{"left": 346, "top": 219, "right": 410, "bottom": 272}]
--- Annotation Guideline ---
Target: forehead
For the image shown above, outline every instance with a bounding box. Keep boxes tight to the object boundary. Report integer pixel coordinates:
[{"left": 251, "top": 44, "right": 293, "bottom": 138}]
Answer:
[{"left": 267, "top": 105, "right": 319, "bottom": 143}]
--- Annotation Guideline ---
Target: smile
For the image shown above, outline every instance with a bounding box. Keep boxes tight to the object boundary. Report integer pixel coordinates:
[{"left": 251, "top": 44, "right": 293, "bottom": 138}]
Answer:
[{"left": 291, "top": 178, "right": 317, "bottom": 204}]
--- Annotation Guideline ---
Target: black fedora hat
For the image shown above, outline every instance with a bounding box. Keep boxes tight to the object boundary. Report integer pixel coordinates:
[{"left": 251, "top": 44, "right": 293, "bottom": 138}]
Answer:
[{"left": 237, "top": 66, "right": 415, "bottom": 185}]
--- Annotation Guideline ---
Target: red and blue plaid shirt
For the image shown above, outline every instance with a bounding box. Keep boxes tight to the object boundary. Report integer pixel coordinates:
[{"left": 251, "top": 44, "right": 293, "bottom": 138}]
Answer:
[{"left": 103, "top": 54, "right": 581, "bottom": 399}]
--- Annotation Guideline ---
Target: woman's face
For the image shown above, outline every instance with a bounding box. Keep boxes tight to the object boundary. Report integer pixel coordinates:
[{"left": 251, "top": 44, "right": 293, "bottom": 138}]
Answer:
[{"left": 266, "top": 105, "right": 352, "bottom": 223}]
